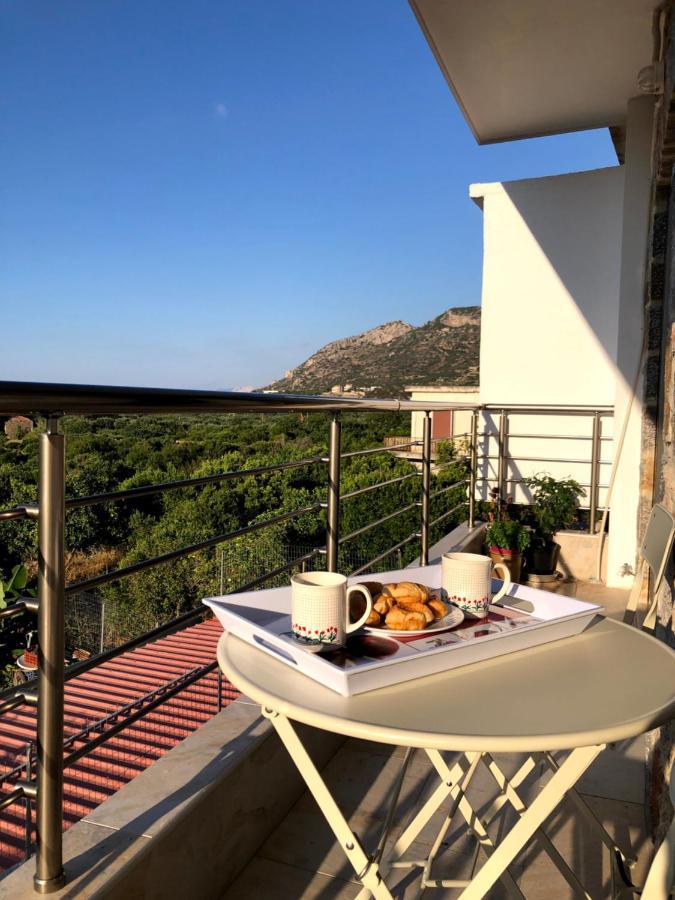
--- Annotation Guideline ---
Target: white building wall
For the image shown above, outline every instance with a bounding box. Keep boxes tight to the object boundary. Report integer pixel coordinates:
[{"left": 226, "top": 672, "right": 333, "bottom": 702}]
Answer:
[
  {"left": 472, "top": 167, "right": 624, "bottom": 407},
  {"left": 472, "top": 166, "right": 642, "bottom": 586}
]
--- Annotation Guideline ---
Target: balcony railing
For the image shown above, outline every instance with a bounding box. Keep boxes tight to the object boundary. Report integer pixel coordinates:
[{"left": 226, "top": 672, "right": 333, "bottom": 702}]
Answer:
[{"left": 0, "top": 382, "right": 613, "bottom": 892}]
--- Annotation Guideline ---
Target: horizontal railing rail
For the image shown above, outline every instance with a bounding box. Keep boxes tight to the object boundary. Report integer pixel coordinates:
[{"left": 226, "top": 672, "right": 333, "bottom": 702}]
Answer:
[
  {"left": 338, "top": 502, "right": 420, "bottom": 545},
  {"left": 482, "top": 403, "right": 613, "bottom": 414},
  {"left": 63, "top": 455, "right": 325, "bottom": 510},
  {"left": 0, "top": 380, "right": 477, "bottom": 416},
  {"left": 341, "top": 471, "right": 418, "bottom": 500},
  {"left": 349, "top": 533, "right": 420, "bottom": 577},
  {"left": 0, "top": 380, "right": 616, "bottom": 893}
]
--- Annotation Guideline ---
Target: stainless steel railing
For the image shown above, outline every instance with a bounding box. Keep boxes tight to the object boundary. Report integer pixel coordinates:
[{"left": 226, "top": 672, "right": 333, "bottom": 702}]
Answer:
[
  {"left": 0, "top": 381, "right": 477, "bottom": 892},
  {"left": 477, "top": 404, "right": 613, "bottom": 533},
  {"left": 0, "top": 381, "right": 614, "bottom": 891}
]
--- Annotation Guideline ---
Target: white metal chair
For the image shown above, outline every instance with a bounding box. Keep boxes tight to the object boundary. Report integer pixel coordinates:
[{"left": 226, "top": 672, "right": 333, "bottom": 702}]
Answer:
[
  {"left": 624, "top": 504, "right": 675, "bottom": 631},
  {"left": 640, "top": 769, "right": 675, "bottom": 899}
]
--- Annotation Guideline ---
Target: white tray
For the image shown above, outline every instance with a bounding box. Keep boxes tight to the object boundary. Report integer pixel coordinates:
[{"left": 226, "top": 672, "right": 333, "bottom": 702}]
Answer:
[{"left": 204, "top": 564, "right": 603, "bottom": 696}]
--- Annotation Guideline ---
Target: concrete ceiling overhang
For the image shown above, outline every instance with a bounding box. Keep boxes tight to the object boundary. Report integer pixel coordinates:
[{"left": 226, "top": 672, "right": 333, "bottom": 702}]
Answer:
[{"left": 410, "top": 0, "right": 661, "bottom": 144}]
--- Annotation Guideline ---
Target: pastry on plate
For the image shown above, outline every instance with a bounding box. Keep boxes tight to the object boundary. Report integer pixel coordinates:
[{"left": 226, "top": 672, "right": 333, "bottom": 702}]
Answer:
[
  {"left": 428, "top": 597, "right": 449, "bottom": 620},
  {"left": 384, "top": 607, "right": 427, "bottom": 631}
]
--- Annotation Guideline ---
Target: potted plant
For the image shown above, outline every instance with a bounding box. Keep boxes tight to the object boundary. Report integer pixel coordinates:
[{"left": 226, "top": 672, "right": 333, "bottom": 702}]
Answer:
[
  {"left": 484, "top": 518, "right": 531, "bottom": 582},
  {"left": 0, "top": 566, "right": 37, "bottom": 685},
  {"left": 483, "top": 488, "right": 530, "bottom": 581},
  {"left": 523, "top": 474, "right": 585, "bottom": 575}
]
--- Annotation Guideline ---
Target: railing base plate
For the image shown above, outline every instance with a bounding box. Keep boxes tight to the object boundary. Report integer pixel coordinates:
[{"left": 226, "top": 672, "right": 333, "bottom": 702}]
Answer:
[{"left": 33, "top": 869, "right": 66, "bottom": 894}]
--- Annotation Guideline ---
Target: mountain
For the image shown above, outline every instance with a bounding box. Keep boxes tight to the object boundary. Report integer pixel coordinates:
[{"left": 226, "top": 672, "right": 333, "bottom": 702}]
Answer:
[{"left": 264, "top": 306, "right": 480, "bottom": 397}]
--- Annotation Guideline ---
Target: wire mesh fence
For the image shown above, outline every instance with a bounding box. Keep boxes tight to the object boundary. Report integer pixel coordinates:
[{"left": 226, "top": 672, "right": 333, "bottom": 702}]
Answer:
[{"left": 63, "top": 540, "right": 417, "bottom": 660}]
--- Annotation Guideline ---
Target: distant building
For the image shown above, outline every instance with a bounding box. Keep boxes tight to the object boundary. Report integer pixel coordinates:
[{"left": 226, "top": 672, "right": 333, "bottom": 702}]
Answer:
[
  {"left": 4, "top": 416, "right": 34, "bottom": 440},
  {"left": 406, "top": 385, "right": 479, "bottom": 446}
]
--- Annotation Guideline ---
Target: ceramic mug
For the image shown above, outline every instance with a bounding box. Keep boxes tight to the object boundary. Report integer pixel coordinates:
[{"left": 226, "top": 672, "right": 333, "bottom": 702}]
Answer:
[
  {"left": 441, "top": 551, "right": 511, "bottom": 619},
  {"left": 290, "top": 572, "right": 373, "bottom": 646}
]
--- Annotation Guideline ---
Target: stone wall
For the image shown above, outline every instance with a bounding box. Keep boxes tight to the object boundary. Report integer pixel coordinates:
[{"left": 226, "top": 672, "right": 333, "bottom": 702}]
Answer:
[{"left": 644, "top": 4, "right": 675, "bottom": 843}]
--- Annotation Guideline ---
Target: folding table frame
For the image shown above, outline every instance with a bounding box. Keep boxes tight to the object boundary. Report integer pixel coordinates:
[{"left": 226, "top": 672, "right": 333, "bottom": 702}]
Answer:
[{"left": 263, "top": 708, "right": 636, "bottom": 900}]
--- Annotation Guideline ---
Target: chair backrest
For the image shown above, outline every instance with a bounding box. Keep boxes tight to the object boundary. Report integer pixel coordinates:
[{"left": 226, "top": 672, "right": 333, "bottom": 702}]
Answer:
[
  {"left": 625, "top": 504, "right": 674, "bottom": 628},
  {"left": 642, "top": 505, "right": 675, "bottom": 594}
]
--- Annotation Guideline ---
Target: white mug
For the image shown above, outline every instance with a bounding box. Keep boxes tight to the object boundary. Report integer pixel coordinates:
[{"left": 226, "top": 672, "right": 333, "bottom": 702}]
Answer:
[
  {"left": 441, "top": 552, "right": 511, "bottom": 619},
  {"left": 290, "top": 572, "right": 373, "bottom": 646}
]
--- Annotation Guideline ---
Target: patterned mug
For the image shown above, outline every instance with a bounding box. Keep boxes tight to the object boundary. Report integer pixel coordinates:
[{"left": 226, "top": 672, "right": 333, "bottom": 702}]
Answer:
[
  {"left": 290, "top": 572, "right": 373, "bottom": 646},
  {"left": 441, "top": 552, "right": 511, "bottom": 619}
]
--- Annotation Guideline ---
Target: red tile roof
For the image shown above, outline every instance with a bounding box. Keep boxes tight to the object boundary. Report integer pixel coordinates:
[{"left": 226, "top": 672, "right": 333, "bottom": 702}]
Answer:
[{"left": 0, "top": 618, "right": 232, "bottom": 872}]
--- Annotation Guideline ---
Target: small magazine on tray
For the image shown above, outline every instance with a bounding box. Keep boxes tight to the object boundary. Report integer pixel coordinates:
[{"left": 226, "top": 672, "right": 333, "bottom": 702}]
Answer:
[{"left": 204, "top": 564, "right": 603, "bottom": 696}]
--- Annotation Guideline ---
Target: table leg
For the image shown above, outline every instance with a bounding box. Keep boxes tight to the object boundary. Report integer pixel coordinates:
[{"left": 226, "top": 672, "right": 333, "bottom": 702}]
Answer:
[
  {"left": 263, "top": 708, "right": 394, "bottom": 900},
  {"left": 541, "top": 751, "right": 636, "bottom": 863},
  {"left": 482, "top": 753, "right": 593, "bottom": 898},
  {"left": 425, "top": 750, "right": 525, "bottom": 899},
  {"left": 380, "top": 751, "right": 524, "bottom": 896},
  {"left": 456, "top": 744, "right": 605, "bottom": 900},
  {"left": 540, "top": 751, "right": 637, "bottom": 894},
  {"left": 385, "top": 752, "right": 479, "bottom": 865}
]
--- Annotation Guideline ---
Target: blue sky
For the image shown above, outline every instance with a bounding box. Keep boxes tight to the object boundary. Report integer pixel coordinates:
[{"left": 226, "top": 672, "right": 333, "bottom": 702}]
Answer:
[{"left": 1, "top": 1, "right": 617, "bottom": 390}]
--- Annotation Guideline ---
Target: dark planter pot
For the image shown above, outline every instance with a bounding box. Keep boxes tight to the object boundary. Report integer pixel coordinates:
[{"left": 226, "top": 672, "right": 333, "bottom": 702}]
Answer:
[
  {"left": 488, "top": 547, "right": 522, "bottom": 583},
  {"left": 526, "top": 540, "right": 561, "bottom": 576}
]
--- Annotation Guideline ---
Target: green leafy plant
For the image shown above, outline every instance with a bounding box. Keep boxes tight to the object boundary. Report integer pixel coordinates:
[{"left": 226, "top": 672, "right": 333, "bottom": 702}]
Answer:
[
  {"left": 523, "top": 474, "right": 585, "bottom": 540},
  {"left": 0, "top": 564, "right": 33, "bottom": 609},
  {"left": 483, "top": 488, "right": 530, "bottom": 552},
  {"left": 0, "top": 565, "right": 36, "bottom": 689},
  {"left": 485, "top": 518, "right": 531, "bottom": 552}
]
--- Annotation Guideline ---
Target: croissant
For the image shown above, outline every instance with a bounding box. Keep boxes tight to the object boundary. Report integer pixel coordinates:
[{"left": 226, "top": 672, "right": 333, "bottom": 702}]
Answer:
[
  {"left": 385, "top": 607, "right": 427, "bottom": 631},
  {"left": 394, "top": 597, "right": 434, "bottom": 621},
  {"left": 365, "top": 608, "right": 382, "bottom": 626},
  {"left": 385, "top": 581, "right": 430, "bottom": 602},
  {"left": 373, "top": 593, "right": 395, "bottom": 615},
  {"left": 428, "top": 597, "right": 449, "bottom": 620},
  {"left": 399, "top": 600, "right": 434, "bottom": 623}
]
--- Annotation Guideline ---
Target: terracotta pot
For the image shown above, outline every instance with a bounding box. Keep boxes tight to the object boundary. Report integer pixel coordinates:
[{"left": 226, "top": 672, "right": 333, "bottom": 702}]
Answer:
[{"left": 488, "top": 547, "right": 523, "bottom": 583}]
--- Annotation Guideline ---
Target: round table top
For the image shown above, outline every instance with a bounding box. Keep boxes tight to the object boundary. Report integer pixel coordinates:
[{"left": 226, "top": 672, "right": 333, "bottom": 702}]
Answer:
[{"left": 218, "top": 617, "right": 675, "bottom": 752}]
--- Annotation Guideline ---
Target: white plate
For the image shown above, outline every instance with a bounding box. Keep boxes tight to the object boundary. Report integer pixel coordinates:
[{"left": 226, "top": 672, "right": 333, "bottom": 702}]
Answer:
[{"left": 364, "top": 604, "right": 465, "bottom": 637}]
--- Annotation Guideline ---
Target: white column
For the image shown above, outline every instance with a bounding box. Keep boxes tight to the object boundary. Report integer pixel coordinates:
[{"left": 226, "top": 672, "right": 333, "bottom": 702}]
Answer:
[{"left": 607, "top": 95, "right": 655, "bottom": 587}]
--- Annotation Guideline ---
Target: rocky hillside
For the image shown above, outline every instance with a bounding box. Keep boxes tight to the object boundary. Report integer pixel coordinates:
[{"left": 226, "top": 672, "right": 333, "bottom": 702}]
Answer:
[{"left": 265, "top": 306, "right": 480, "bottom": 397}]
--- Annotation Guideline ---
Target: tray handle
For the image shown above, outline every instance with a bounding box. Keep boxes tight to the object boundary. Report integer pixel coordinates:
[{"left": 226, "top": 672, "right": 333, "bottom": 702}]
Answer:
[{"left": 253, "top": 634, "right": 299, "bottom": 666}]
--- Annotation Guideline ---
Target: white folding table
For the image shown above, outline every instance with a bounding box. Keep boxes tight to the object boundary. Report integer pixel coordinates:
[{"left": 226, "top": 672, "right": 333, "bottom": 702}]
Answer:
[{"left": 218, "top": 614, "right": 675, "bottom": 898}]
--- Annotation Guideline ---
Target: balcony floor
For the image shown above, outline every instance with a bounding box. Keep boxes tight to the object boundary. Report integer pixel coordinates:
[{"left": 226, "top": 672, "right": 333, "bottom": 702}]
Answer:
[{"left": 224, "top": 581, "right": 647, "bottom": 899}]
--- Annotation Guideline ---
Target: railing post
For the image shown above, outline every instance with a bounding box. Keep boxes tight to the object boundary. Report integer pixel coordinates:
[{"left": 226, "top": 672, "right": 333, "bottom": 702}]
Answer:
[
  {"left": 497, "top": 409, "right": 508, "bottom": 503},
  {"left": 468, "top": 410, "right": 479, "bottom": 528},
  {"left": 217, "top": 670, "right": 223, "bottom": 713},
  {"left": 326, "top": 414, "right": 341, "bottom": 573},
  {"left": 35, "top": 416, "right": 66, "bottom": 894},
  {"left": 589, "top": 412, "right": 601, "bottom": 535},
  {"left": 420, "top": 412, "right": 432, "bottom": 566}
]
